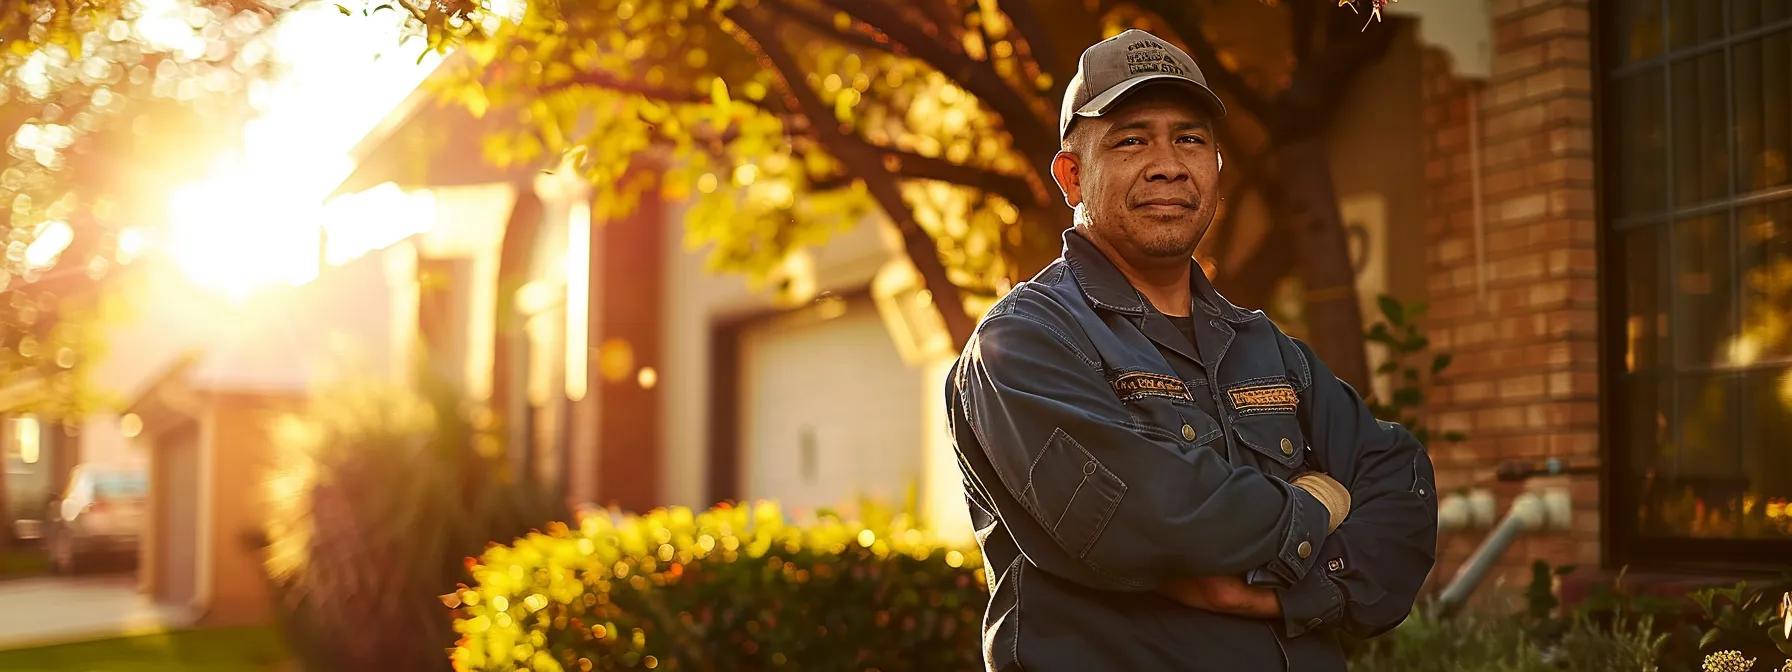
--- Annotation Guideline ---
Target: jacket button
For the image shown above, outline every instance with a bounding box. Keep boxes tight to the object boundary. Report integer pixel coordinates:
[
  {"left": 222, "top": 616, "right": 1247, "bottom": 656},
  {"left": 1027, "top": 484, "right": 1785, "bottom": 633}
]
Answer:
[
  {"left": 1297, "top": 541, "right": 1313, "bottom": 559},
  {"left": 1181, "top": 424, "right": 1197, "bottom": 441},
  {"left": 1279, "top": 437, "right": 1295, "bottom": 455}
]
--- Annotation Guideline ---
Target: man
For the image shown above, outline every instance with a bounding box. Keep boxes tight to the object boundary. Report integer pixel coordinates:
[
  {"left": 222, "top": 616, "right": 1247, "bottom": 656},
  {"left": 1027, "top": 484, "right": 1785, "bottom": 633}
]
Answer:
[{"left": 944, "top": 29, "right": 1438, "bottom": 671}]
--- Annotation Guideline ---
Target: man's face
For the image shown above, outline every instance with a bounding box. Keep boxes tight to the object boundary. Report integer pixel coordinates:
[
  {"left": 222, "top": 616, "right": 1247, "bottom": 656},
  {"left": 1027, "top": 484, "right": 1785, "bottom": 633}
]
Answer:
[{"left": 1052, "top": 86, "right": 1222, "bottom": 262}]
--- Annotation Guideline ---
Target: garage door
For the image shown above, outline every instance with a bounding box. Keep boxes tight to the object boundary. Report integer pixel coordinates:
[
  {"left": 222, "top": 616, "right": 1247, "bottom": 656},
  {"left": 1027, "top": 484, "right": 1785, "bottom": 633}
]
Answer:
[
  {"left": 737, "top": 296, "right": 922, "bottom": 517},
  {"left": 156, "top": 424, "right": 199, "bottom": 608}
]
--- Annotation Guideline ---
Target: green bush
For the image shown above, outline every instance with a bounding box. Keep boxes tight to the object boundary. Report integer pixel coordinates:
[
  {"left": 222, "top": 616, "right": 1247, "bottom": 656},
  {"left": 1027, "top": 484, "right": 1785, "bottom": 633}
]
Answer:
[
  {"left": 262, "top": 377, "right": 568, "bottom": 671},
  {"left": 1690, "top": 578, "right": 1792, "bottom": 666},
  {"left": 447, "top": 501, "right": 986, "bottom": 671},
  {"left": 1347, "top": 605, "right": 1665, "bottom": 672}
]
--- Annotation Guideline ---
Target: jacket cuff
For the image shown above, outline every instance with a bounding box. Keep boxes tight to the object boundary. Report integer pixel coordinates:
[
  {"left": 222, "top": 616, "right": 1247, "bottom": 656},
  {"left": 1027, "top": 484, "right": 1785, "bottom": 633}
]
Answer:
[
  {"left": 1261, "top": 484, "right": 1330, "bottom": 585},
  {"left": 1276, "top": 569, "right": 1346, "bottom": 637}
]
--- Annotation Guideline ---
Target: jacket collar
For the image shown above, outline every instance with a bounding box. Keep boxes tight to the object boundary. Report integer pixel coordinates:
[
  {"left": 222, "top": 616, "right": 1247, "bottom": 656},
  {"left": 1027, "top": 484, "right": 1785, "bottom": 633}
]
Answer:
[{"left": 1060, "top": 227, "right": 1260, "bottom": 324}]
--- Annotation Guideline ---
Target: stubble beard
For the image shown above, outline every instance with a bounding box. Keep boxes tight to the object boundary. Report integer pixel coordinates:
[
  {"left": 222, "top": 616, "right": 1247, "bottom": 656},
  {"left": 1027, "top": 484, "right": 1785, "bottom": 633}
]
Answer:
[{"left": 1079, "top": 202, "right": 1212, "bottom": 260}]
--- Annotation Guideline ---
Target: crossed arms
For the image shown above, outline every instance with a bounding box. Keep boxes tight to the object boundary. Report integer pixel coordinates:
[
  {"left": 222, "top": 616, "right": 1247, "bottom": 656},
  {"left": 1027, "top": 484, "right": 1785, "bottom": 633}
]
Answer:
[{"left": 955, "top": 312, "right": 1438, "bottom": 638}]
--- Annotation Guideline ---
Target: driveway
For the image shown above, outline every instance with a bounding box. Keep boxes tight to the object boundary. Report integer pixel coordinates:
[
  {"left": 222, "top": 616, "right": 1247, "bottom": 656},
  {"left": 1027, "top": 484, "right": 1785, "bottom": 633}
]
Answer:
[{"left": 0, "top": 574, "right": 192, "bottom": 649}]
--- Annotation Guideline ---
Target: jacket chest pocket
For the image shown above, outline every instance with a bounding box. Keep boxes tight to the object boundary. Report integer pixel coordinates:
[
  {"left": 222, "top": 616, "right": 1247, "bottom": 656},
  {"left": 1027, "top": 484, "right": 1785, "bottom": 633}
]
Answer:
[
  {"left": 1231, "top": 413, "right": 1309, "bottom": 480},
  {"left": 1109, "top": 372, "right": 1221, "bottom": 455}
]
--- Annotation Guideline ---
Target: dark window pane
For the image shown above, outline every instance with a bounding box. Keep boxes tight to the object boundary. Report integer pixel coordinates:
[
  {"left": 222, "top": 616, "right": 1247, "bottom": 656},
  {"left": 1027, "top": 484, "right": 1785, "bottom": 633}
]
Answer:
[
  {"left": 1614, "top": 70, "right": 1668, "bottom": 216},
  {"left": 1622, "top": 226, "right": 1666, "bottom": 372},
  {"left": 1730, "top": 0, "right": 1792, "bottom": 32},
  {"left": 1625, "top": 377, "right": 1674, "bottom": 533},
  {"left": 1673, "top": 215, "right": 1737, "bottom": 367},
  {"left": 1739, "top": 198, "right": 1792, "bottom": 361},
  {"left": 1733, "top": 29, "right": 1791, "bottom": 193},
  {"left": 1739, "top": 367, "right": 1792, "bottom": 539},
  {"left": 1668, "top": 0, "right": 1726, "bottom": 49},
  {"left": 1659, "top": 373, "right": 1743, "bottom": 538},
  {"left": 1671, "top": 52, "right": 1731, "bottom": 207},
  {"left": 1611, "top": 0, "right": 1665, "bottom": 64}
]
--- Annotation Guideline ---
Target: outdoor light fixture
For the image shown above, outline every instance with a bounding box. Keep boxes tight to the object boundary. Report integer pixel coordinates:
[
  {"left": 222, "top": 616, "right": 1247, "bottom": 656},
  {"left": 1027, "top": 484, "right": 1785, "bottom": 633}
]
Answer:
[{"left": 872, "top": 260, "right": 951, "bottom": 366}]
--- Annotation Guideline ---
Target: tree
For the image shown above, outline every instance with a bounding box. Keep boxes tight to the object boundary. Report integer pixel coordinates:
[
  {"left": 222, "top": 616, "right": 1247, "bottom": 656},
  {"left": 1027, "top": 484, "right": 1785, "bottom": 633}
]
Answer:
[
  {"left": 1, "top": 0, "right": 282, "bottom": 545},
  {"left": 393, "top": 0, "right": 1396, "bottom": 390},
  {"left": 2, "top": 1, "right": 280, "bottom": 410},
  {"left": 9, "top": 0, "right": 1399, "bottom": 388}
]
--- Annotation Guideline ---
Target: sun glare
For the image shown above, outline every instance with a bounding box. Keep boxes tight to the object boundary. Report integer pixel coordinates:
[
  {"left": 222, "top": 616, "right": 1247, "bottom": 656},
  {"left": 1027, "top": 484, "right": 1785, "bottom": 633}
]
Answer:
[
  {"left": 158, "top": 2, "right": 442, "bottom": 298},
  {"left": 167, "top": 167, "right": 319, "bottom": 298}
]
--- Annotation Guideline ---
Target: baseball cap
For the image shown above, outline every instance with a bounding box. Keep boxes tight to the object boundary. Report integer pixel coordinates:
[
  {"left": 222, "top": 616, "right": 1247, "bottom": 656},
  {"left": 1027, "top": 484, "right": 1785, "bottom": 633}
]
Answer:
[{"left": 1059, "top": 28, "right": 1228, "bottom": 141}]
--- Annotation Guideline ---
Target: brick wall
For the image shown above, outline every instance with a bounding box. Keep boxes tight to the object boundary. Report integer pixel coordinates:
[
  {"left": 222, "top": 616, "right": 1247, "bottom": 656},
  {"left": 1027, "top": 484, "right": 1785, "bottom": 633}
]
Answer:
[{"left": 1419, "top": 0, "right": 1601, "bottom": 598}]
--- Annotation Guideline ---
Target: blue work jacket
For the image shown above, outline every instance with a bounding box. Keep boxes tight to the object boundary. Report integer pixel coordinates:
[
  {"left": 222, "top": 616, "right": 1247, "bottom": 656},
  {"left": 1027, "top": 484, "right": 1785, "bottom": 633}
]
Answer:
[{"left": 945, "top": 228, "right": 1438, "bottom": 671}]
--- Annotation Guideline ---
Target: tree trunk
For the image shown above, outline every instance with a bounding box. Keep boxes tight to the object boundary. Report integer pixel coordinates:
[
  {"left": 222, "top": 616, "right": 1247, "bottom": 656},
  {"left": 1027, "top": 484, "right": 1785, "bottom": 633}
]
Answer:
[
  {"left": 1210, "top": 215, "right": 1297, "bottom": 313},
  {"left": 1006, "top": 205, "right": 1071, "bottom": 286},
  {"left": 1273, "top": 135, "right": 1371, "bottom": 391},
  {"left": 490, "top": 185, "right": 544, "bottom": 481}
]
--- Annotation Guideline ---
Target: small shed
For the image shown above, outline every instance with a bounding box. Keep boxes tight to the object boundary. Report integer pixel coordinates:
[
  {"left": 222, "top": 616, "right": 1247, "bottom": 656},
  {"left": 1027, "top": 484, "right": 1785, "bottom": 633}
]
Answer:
[{"left": 125, "top": 249, "right": 407, "bottom": 626}]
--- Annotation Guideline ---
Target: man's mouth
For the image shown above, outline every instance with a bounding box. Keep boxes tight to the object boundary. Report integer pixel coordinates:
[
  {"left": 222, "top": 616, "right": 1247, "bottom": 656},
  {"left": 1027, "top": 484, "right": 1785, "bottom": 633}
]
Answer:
[{"left": 1134, "top": 197, "right": 1197, "bottom": 212}]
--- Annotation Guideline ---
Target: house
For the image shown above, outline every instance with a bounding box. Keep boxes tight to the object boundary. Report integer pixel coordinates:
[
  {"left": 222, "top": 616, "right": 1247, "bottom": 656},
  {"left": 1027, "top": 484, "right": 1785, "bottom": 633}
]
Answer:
[
  {"left": 121, "top": 250, "right": 412, "bottom": 626},
  {"left": 326, "top": 24, "right": 1436, "bottom": 546},
  {"left": 1416, "top": 0, "right": 1792, "bottom": 583},
  {"left": 110, "top": 0, "right": 1784, "bottom": 629},
  {"left": 330, "top": 73, "right": 991, "bottom": 533}
]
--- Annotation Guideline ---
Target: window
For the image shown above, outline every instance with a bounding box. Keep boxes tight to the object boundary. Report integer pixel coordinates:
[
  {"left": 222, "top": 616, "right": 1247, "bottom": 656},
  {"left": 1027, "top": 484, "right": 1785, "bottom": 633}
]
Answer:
[{"left": 1603, "top": 0, "right": 1792, "bottom": 568}]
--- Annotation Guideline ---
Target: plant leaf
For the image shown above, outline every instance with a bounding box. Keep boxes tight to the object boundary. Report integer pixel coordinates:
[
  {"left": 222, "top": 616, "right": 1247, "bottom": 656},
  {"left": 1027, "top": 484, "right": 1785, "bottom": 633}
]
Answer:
[
  {"left": 1432, "top": 353, "right": 1453, "bottom": 374},
  {"left": 1378, "top": 294, "right": 1404, "bottom": 326}
]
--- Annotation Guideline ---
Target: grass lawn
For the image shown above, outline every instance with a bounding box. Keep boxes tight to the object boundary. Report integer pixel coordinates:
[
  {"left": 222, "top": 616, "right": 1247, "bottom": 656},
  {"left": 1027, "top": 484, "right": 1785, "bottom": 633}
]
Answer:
[
  {"left": 0, "top": 627, "right": 290, "bottom": 672},
  {"left": 0, "top": 548, "right": 49, "bottom": 579}
]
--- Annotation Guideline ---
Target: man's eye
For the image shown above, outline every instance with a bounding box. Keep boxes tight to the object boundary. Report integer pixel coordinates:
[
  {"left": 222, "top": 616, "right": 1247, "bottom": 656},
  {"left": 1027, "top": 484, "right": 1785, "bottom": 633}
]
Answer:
[
  {"left": 1177, "top": 135, "right": 1208, "bottom": 145},
  {"left": 1115, "top": 137, "right": 1144, "bottom": 147}
]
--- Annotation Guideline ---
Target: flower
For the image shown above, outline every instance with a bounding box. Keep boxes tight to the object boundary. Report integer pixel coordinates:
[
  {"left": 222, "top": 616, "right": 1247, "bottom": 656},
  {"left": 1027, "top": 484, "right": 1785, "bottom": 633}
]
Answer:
[{"left": 1703, "top": 650, "right": 1756, "bottom": 672}]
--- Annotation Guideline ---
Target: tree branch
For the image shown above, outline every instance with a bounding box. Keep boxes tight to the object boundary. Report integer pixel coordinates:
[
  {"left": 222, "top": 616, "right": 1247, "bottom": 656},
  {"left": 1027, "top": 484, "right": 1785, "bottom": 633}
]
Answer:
[
  {"left": 1313, "top": 13, "right": 1398, "bottom": 110},
  {"left": 538, "top": 70, "right": 707, "bottom": 104},
  {"left": 390, "top": 0, "right": 431, "bottom": 24},
  {"left": 1290, "top": 0, "right": 1317, "bottom": 63},
  {"left": 757, "top": 0, "right": 906, "bottom": 56},
  {"left": 915, "top": 0, "right": 969, "bottom": 53},
  {"left": 727, "top": 5, "right": 978, "bottom": 348},
  {"left": 875, "top": 148, "right": 1035, "bottom": 205},
  {"left": 1134, "top": 0, "right": 1275, "bottom": 122},
  {"left": 816, "top": 0, "right": 1059, "bottom": 190},
  {"left": 998, "top": 0, "right": 1068, "bottom": 102}
]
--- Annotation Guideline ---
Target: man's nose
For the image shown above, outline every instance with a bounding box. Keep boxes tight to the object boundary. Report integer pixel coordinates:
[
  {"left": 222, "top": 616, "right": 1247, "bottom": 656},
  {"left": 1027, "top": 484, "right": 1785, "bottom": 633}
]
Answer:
[{"left": 1143, "top": 145, "right": 1190, "bottom": 182}]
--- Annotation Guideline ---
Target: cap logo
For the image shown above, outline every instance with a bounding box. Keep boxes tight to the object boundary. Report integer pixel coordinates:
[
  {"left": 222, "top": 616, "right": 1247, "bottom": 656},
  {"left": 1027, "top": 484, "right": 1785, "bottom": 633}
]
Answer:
[{"left": 1124, "top": 40, "right": 1186, "bottom": 77}]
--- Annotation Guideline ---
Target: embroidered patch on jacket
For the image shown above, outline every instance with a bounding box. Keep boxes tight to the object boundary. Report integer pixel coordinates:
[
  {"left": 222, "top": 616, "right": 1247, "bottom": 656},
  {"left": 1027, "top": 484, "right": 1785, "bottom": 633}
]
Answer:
[
  {"left": 1110, "top": 371, "right": 1192, "bottom": 402},
  {"left": 1226, "top": 382, "right": 1299, "bottom": 415}
]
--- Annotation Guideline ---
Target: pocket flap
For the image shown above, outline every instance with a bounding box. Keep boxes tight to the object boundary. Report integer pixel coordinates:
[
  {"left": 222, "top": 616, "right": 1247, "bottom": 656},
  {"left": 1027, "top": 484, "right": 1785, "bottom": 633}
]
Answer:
[{"left": 1232, "top": 413, "right": 1306, "bottom": 470}]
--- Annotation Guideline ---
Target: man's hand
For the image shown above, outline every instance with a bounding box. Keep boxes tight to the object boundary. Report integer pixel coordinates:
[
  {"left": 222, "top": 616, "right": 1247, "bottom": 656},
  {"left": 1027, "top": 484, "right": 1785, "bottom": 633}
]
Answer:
[
  {"left": 1292, "top": 471, "right": 1350, "bottom": 533},
  {"left": 1159, "top": 575, "right": 1281, "bottom": 618}
]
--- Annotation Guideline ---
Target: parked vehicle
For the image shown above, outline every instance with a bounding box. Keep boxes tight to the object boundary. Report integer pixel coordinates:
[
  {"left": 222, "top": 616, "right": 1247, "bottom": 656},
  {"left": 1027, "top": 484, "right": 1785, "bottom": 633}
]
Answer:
[{"left": 46, "top": 464, "right": 147, "bottom": 574}]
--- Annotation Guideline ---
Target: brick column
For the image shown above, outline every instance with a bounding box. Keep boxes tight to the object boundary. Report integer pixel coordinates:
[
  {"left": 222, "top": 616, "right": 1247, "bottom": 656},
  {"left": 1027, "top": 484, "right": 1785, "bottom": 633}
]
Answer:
[{"left": 1420, "top": 0, "right": 1601, "bottom": 592}]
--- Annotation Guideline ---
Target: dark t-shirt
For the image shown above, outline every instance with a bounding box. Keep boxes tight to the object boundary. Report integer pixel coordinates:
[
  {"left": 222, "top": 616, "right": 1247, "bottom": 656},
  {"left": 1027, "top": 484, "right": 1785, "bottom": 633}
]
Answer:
[
  {"left": 1169, "top": 313, "right": 1198, "bottom": 349},
  {"left": 1162, "top": 312, "right": 1225, "bottom": 423}
]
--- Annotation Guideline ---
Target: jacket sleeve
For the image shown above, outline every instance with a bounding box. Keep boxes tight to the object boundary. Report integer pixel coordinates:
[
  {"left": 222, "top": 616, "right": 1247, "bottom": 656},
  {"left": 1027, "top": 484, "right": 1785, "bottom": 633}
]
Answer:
[
  {"left": 953, "top": 310, "right": 1331, "bottom": 591},
  {"left": 1271, "top": 338, "right": 1439, "bottom": 638}
]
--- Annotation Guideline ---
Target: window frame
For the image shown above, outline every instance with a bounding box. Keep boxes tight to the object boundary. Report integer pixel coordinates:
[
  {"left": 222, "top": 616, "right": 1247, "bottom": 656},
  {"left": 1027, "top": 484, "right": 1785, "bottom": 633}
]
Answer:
[{"left": 1598, "top": 0, "right": 1792, "bottom": 572}]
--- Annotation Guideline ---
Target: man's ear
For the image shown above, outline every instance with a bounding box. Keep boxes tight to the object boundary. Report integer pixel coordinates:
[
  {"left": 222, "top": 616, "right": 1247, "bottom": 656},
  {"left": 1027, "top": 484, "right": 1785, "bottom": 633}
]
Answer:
[{"left": 1051, "top": 150, "right": 1082, "bottom": 208}]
